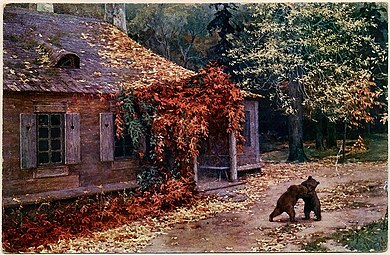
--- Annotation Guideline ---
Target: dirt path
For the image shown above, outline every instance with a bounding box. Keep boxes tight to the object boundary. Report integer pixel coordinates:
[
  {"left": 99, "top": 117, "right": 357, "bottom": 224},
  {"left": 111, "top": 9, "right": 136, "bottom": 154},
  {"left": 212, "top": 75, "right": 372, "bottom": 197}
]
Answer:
[{"left": 142, "top": 162, "right": 388, "bottom": 252}]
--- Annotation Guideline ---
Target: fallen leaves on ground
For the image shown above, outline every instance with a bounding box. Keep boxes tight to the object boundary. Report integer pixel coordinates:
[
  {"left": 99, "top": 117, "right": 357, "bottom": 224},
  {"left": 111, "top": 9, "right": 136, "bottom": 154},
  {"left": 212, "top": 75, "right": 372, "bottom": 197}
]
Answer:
[
  {"left": 252, "top": 224, "right": 308, "bottom": 252},
  {"left": 29, "top": 161, "right": 387, "bottom": 253},
  {"left": 320, "top": 180, "right": 385, "bottom": 211}
]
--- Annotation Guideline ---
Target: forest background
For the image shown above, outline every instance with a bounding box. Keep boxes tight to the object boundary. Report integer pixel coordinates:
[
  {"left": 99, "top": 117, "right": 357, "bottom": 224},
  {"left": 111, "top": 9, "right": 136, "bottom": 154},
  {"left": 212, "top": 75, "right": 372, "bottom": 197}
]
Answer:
[{"left": 11, "top": 3, "right": 388, "bottom": 162}]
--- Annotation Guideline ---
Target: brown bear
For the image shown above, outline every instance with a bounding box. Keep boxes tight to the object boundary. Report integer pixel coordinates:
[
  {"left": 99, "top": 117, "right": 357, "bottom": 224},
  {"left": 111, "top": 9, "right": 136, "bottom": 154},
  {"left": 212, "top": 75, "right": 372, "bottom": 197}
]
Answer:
[
  {"left": 269, "top": 184, "right": 308, "bottom": 222},
  {"left": 301, "top": 176, "right": 321, "bottom": 221}
]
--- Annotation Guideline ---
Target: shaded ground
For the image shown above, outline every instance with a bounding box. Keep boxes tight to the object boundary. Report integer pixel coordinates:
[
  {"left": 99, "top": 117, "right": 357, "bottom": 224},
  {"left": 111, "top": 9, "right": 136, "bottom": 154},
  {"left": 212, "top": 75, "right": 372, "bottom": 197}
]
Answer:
[{"left": 37, "top": 160, "right": 387, "bottom": 253}]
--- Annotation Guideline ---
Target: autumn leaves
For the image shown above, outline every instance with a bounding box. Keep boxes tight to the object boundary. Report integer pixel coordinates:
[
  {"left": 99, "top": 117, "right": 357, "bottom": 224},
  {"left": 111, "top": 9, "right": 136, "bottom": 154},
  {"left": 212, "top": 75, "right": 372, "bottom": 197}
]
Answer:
[{"left": 116, "top": 64, "right": 244, "bottom": 183}]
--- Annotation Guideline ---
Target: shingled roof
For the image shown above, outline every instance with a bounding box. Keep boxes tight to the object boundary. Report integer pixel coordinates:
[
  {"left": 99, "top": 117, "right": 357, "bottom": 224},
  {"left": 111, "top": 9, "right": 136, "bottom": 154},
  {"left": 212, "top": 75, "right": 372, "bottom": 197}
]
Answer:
[{"left": 3, "top": 7, "right": 194, "bottom": 94}]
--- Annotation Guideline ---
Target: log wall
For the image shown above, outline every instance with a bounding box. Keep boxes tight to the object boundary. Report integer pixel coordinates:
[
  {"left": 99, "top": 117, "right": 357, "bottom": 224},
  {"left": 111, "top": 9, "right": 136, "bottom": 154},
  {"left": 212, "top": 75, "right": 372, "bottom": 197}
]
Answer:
[{"left": 3, "top": 91, "right": 142, "bottom": 197}]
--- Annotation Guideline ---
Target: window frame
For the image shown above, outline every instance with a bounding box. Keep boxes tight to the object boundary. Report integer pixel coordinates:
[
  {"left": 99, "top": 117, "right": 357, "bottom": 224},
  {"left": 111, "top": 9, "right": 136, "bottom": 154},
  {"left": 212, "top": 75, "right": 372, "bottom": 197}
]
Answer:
[
  {"left": 20, "top": 109, "right": 81, "bottom": 171},
  {"left": 36, "top": 112, "right": 65, "bottom": 166},
  {"left": 113, "top": 120, "right": 134, "bottom": 159}
]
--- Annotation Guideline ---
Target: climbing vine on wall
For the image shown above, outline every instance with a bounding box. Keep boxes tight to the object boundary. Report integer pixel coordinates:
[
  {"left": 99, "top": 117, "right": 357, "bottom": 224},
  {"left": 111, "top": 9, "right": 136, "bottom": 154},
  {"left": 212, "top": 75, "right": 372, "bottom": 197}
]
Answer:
[{"left": 116, "top": 63, "right": 245, "bottom": 185}]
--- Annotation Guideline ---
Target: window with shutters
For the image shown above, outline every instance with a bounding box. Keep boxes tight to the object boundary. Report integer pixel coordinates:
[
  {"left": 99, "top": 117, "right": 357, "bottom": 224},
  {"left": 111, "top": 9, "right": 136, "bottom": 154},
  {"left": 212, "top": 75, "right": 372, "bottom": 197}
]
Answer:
[
  {"left": 99, "top": 112, "right": 134, "bottom": 161},
  {"left": 37, "top": 113, "right": 64, "bottom": 165},
  {"left": 20, "top": 111, "right": 81, "bottom": 171}
]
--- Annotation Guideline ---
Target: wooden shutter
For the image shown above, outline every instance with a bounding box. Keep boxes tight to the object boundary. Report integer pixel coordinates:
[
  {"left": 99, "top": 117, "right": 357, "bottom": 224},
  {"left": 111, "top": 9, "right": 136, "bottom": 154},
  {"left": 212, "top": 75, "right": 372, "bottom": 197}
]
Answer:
[
  {"left": 20, "top": 113, "right": 37, "bottom": 169},
  {"left": 65, "top": 113, "right": 81, "bottom": 164},
  {"left": 244, "top": 111, "right": 251, "bottom": 147},
  {"left": 100, "top": 113, "right": 114, "bottom": 161}
]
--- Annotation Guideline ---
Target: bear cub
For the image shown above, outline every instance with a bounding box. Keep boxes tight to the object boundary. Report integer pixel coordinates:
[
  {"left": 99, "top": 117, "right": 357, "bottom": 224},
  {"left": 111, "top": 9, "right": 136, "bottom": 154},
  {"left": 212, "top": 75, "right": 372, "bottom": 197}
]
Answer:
[
  {"left": 269, "top": 184, "right": 308, "bottom": 222},
  {"left": 301, "top": 176, "right": 321, "bottom": 221}
]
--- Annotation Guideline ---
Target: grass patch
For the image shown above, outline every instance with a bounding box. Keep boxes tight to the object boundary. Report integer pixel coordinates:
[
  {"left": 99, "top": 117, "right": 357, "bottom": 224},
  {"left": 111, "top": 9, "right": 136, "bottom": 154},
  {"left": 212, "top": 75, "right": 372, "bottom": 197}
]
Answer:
[
  {"left": 346, "top": 133, "right": 388, "bottom": 162},
  {"left": 339, "top": 216, "right": 388, "bottom": 252},
  {"left": 304, "top": 146, "right": 339, "bottom": 160},
  {"left": 303, "top": 216, "right": 388, "bottom": 252},
  {"left": 261, "top": 133, "right": 387, "bottom": 163}
]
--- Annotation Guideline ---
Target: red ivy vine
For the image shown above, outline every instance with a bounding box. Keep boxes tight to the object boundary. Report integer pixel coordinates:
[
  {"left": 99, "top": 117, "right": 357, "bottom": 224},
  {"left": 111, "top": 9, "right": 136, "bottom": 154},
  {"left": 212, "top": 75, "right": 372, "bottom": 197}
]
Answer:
[
  {"left": 3, "top": 64, "right": 245, "bottom": 252},
  {"left": 116, "top": 63, "right": 245, "bottom": 181}
]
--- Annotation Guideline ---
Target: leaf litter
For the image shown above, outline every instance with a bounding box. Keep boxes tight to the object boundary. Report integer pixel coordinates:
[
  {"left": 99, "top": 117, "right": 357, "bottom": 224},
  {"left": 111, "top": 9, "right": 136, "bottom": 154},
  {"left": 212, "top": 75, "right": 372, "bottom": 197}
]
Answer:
[{"left": 30, "top": 161, "right": 387, "bottom": 253}]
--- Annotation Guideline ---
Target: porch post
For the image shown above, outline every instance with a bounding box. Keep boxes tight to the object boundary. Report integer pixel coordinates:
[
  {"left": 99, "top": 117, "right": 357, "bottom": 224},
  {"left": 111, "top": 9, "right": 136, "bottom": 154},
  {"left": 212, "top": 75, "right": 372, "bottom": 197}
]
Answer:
[
  {"left": 229, "top": 132, "right": 238, "bottom": 181},
  {"left": 193, "top": 156, "right": 198, "bottom": 184}
]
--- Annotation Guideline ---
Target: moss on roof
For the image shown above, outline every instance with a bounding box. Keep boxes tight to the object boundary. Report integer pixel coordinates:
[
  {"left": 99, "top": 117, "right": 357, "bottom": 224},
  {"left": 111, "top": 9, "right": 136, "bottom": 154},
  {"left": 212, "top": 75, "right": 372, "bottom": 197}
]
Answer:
[{"left": 3, "top": 7, "right": 194, "bottom": 94}]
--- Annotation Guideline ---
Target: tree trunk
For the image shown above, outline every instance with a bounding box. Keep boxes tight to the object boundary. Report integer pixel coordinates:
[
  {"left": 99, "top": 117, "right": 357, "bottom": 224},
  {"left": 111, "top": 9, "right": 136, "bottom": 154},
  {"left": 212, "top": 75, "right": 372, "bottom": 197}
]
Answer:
[
  {"left": 287, "top": 67, "right": 307, "bottom": 162},
  {"left": 342, "top": 122, "right": 347, "bottom": 163},
  {"left": 28, "top": 4, "right": 37, "bottom": 10},
  {"left": 326, "top": 121, "right": 337, "bottom": 148},
  {"left": 32, "top": 4, "right": 53, "bottom": 12},
  {"left": 365, "top": 122, "right": 371, "bottom": 136},
  {"left": 315, "top": 111, "right": 325, "bottom": 150},
  {"left": 104, "top": 4, "right": 127, "bottom": 34}
]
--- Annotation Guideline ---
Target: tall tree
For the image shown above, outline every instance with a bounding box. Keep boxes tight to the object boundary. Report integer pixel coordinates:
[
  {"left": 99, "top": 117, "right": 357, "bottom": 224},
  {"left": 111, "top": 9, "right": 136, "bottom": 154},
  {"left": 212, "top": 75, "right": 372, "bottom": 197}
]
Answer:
[
  {"left": 355, "top": 3, "right": 388, "bottom": 128},
  {"left": 287, "top": 66, "right": 307, "bottom": 162},
  {"left": 176, "top": 5, "right": 212, "bottom": 68},
  {"left": 127, "top": 4, "right": 213, "bottom": 70},
  {"left": 207, "top": 3, "right": 240, "bottom": 74},
  {"left": 105, "top": 3, "right": 127, "bottom": 33},
  {"left": 229, "top": 3, "right": 386, "bottom": 162}
]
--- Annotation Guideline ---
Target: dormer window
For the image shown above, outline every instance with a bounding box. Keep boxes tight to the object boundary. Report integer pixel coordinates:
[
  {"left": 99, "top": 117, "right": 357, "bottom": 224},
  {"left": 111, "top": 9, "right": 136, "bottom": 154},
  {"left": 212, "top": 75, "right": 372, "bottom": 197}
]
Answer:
[
  {"left": 37, "top": 39, "right": 80, "bottom": 69},
  {"left": 56, "top": 53, "right": 80, "bottom": 69}
]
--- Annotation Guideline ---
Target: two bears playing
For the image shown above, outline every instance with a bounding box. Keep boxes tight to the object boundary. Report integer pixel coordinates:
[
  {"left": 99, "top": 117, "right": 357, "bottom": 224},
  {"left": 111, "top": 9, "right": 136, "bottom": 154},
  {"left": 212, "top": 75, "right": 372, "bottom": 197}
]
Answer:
[{"left": 269, "top": 176, "right": 321, "bottom": 222}]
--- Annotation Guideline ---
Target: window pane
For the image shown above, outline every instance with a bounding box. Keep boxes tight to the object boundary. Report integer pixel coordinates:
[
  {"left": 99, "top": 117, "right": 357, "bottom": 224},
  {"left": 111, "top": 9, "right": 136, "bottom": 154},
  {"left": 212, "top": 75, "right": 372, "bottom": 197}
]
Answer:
[
  {"left": 124, "top": 146, "right": 133, "bottom": 156},
  {"left": 51, "top": 114, "right": 61, "bottom": 126},
  {"left": 37, "top": 113, "right": 64, "bottom": 165},
  {"left": 52, "top": 139, "right": 61, "bottom": 150},
  {"left": 39, "top": 127, "right": 49, "bottom": 138},
  {"left": 124, "top": 134, "right": 131, "bottom": 144},
  {"left": 38, "top": 115, "right": 49, "bottom": 126},
  {"left": 38, "top": 140, "right": 49, "bottom": 151},
  {"left": 115, "top": 137, "right": 124, "bottom": 146},
  {"left": 244, "top": 111, "right": 251, "bottom": 146},
  {"left": 51, "top": 127, "right": 61, "bottom": 138},
  {"left": 51, "top": 151, "right": 62, "bottom": 163},
  {"left": 39, "top": 152, "right": 49, "bottom": 164},
  {"left": 114, "top": 121, "right": 134, "bottom": 159},
  {"left": 115, "top": 147, "right": 124, "bottom": 157}
]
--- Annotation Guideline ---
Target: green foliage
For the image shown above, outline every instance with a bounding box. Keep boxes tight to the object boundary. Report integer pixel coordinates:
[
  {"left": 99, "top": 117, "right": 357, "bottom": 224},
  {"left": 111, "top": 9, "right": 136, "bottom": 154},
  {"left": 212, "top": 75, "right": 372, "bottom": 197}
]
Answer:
[
  {"left": 53, "top": 3, "right": 105, "bottom": 19},
  {"left": 207, "top": 3, "right": 240, "bottom": 72},
  {"left": 346, "top": 133, "right": 388, "bottom": 162},
  {"left": 136, "top": 167, "right": 165, "bottom": 192},
  {"left": 261, "top": 133, "right": 388, "bottom": 163},
  {"left": 127, "top": 4, "right": 214, "bottom": 70},
  {"left": 116, "top": 92, "right": 154, "bottom": 153},
  {"left": 339, "top": 216, "right": 388, "bottom": 252},
  {"left": 229, "top": 3, "right": 387, "bottom": 125},
  {"left": 302, "top": 215, "right": 388, "bottom": 252}
]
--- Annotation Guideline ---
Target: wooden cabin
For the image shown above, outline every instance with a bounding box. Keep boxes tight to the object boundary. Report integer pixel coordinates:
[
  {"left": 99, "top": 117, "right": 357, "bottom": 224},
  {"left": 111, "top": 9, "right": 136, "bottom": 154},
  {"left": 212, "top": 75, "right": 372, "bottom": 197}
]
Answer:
[
  {"left": 2, "top": 7, "right": 261, "bottom": 207},
  {"left": 2, "top": 7, "right": 193, "bottom": 207}
]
